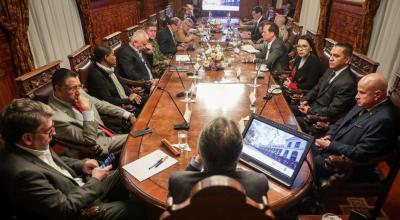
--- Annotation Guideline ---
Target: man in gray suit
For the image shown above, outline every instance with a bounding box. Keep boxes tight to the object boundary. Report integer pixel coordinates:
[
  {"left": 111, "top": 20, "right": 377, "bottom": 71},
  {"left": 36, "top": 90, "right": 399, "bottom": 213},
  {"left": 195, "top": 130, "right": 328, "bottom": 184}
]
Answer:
[
  {"left": 246, "top": 21, "right": 289, "bottom": 72},
  {"left": 168, "top": 117, "right": 269, "bottom": 204},
  {"left": 0, "top": 98, "right": 145, "bottom": 220},
  {"left": 48, "top": 68, "right": 136, "bottom": 158}
]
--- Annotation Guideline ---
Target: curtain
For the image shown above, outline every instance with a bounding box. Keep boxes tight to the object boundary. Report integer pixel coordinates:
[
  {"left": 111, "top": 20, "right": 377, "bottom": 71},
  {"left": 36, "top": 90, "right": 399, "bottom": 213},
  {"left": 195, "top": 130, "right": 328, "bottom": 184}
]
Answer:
[
  {"left": 28, "top": 0, "right": 85, "bottom": 68},
  {"left": 0, "top": 0, "right": 35, "bottom": 76},
  {"left": 293, "top": 0, "right": 303, "bottom": 22},
  {"left": 367, "top": 0, "right": 400, "bottom": 85},
  {"left": 299, "top": 0, "right": 320, "bottom": 34},
  {"left": 75, "top": 0, "right": 96, "bottom": 48}
]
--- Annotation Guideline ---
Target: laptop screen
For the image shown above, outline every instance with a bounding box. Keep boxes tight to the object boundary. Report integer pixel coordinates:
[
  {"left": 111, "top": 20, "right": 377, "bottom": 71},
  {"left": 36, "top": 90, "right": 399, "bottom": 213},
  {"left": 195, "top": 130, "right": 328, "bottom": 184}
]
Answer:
[{"left": 240, "top": 114, "right": 314, "bottom": 188}]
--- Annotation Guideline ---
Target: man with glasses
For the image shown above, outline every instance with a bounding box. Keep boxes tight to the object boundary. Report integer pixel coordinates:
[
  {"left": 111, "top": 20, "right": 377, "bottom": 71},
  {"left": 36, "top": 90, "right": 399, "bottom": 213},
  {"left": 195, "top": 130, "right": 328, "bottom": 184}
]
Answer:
[
  {"left": 240, "top": 6, "right": 266, "bottom": 41},
  {"left": 0, "top": 98, "right": 145, "bottom": 220},
  {"left": 48, "top": 68, "right": 136, "bottom": 158}
]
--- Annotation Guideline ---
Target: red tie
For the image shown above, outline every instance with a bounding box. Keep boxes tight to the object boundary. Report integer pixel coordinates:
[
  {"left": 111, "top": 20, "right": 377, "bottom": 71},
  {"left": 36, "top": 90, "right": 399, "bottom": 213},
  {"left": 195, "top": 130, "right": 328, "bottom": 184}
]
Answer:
[{"left": 73, "top": 103, "right": 114, "bottom": 137}]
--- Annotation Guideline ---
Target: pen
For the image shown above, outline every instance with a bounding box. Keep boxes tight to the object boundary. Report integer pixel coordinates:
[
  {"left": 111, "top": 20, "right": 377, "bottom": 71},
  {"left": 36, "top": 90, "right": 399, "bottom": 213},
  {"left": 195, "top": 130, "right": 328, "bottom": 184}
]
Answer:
[{"left": 148, "top": 156, "right": 168, "bottom": 170}]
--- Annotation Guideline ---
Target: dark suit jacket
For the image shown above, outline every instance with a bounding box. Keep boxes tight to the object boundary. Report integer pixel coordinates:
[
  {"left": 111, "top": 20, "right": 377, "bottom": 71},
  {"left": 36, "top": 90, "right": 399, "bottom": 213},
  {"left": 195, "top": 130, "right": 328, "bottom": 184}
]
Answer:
[
  {"left": 302, "top": 67, "right": 357, "bottom": 119},
  {"left": 326, "top": 101, "right": 398, "bottom": 161},
  {"left": 251, "top": 17, "right": 266, "bottom": 41},
  {"left": 157, "top": 27, "right": 177, "bottom": 55},
  {"left": 116, "top": 44, "right": 153, "bottom": 81},
  {"left": 254, "top": 37, "right": 289, "bottom": 72},
  {"left": 0, "top": 145, "right": 103, "bottom": 220},
  {"left": 87, "top": 64, "right": 132, "bottom": 106},
  {"left": 290, "top": 54, "right": 323, "bottom": 90},
  {"left": 168, "top": 164, "right": 269, "bottom": 204}
]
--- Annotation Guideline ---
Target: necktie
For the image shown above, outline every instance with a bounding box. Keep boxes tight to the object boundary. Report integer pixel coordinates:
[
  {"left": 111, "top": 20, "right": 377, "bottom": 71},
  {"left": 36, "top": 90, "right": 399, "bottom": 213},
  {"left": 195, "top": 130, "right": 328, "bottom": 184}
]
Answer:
[
  {"left": 328, "top": 71, "right": 336, "bottom": 84},
  {"left": 265, "top": 46, "right": 270, "bottom": 60},
  {"left": 73, "top": 103, "right": 114, "bottom": 137},
  {"left": 138, "top": 52, "right": 153, "bottom": 80}
]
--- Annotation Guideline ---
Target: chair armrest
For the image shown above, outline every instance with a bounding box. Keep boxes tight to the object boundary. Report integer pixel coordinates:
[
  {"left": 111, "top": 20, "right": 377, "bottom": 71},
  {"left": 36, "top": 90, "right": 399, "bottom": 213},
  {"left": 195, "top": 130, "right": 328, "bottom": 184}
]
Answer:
[
  {"left": 80, "top": 205, "right": 105, "bottom": 219},
  {"left": 54, "top": 138, "right": 103, "bottom": 156},
  {"left": 120, "top": 77, "right": 152, "bottom": 87}
]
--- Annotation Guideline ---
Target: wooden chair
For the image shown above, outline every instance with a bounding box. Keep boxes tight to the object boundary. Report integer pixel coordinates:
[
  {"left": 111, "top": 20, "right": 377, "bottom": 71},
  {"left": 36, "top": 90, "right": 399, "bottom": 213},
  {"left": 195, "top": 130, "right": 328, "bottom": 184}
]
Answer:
[
  {"left": 139, "top": 19, "right": 148, "bottom": 29},
  {"left": 158, "top": 9, "right": 167, "bottom": 28},
  {"left": 15, "top": 61, "right": 103, "bottom": 159},
  {"left": 126, "top": 25, "right": 140, "bottom": 41},
  {"left": 67, "top": 45, "right": 92, "bottom": 90},
  {"left": 148, "top": 13, "right": 157, "bottom": 25},
  {"left": 319, "top": 85, "right": 400, "bottom": 220},
  {"left": 160, "top": 175, "right": 274, "bottom": 220}
]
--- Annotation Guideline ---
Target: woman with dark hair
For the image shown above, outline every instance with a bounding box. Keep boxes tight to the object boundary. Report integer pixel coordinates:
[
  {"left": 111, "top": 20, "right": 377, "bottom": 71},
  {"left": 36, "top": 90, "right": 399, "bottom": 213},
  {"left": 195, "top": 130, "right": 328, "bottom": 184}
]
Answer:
[
  {"left": 87, "top": 45, "right": 144, "bottom": 113},
  {"left": 283, "top": 35, "right": 322, "bottom": 90}
]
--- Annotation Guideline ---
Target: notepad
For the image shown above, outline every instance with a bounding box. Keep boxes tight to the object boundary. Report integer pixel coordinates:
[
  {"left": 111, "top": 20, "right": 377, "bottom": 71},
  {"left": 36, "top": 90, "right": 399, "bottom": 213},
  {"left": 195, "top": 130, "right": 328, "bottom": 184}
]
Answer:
[
  {"left": 122, "top": 150, "right": 177, "bottom": 182},
  {"left": 176, "top": 55, "right": 191, "bottom": 62}
]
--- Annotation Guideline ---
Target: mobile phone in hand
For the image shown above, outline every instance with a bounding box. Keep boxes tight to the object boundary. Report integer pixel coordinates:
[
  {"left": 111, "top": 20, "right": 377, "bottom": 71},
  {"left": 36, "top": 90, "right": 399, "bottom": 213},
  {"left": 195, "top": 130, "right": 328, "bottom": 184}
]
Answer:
[
  {"left": 130, "top": 127, "right": 152, "bottom": 137},
  {"left": 100, "top": 153, "right": 115, "bottom": 168}
]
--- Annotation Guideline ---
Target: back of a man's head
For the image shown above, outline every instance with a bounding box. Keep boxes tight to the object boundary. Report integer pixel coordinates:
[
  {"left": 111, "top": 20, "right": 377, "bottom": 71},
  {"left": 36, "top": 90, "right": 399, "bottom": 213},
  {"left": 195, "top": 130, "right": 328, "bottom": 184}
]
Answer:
[{"left": 198, "top": 117, "right": 243, "bottom": 171}]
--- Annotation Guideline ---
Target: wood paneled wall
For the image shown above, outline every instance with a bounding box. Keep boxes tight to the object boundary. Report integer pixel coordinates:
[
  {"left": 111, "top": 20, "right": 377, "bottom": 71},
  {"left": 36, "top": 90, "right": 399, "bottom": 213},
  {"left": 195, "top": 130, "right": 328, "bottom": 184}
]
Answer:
[
  {"left": 326, "top": 0, "right": 363, "bottom": 46},
  {"left": 0, "top": 30, "right": 19, "bottom": 111}
]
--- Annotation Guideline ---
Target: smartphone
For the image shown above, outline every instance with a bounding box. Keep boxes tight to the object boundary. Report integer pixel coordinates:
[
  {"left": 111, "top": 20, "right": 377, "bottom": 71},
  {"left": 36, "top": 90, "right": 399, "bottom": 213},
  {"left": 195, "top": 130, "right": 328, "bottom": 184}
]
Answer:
[
  {"left": 130, "top": 127, "right": 152, "bottom": 137},
  {"left": 100, "top": 153, "right": 115, "bottom": 168}
]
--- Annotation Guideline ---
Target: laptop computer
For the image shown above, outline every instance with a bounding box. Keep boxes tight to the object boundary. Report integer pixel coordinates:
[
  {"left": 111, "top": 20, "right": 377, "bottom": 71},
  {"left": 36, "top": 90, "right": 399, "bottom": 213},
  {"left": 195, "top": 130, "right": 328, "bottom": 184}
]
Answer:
[{"left": 240, "top": 114, "right": 314, "bottom": 188}]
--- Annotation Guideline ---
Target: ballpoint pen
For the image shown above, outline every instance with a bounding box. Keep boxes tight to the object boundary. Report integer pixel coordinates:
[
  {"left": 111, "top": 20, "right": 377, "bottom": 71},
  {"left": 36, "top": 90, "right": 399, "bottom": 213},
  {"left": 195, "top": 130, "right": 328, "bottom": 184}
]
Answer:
[{"left": 148, "top": 156, "right": 168, "bottom": 170}]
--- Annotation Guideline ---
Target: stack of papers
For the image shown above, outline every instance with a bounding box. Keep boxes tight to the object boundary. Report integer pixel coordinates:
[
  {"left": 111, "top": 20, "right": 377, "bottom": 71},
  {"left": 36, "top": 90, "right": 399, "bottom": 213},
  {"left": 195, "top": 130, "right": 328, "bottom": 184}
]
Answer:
[
  {"left": 122, "top": 150, "right": 177, "bottom": 182},
  {"left": 176, "top": 55, "right": 191, "bottom": 62},
  {"left": 241, "top": 44, "right": 260, "bottom": 53}
]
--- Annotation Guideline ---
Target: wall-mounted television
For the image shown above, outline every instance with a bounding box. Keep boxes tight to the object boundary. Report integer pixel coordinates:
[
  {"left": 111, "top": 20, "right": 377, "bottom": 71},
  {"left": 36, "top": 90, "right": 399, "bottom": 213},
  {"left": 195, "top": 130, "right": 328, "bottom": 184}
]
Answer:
[{"left": 202, "top": 0, "right": 240, "bottom": 11}]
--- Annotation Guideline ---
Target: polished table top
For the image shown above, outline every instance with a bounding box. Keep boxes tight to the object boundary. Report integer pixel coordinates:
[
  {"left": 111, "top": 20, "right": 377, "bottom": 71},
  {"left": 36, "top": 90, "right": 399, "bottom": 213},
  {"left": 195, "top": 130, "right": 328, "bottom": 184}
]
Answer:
[{"left": 120, "top": 33, "right": 313, "bottom": 213}]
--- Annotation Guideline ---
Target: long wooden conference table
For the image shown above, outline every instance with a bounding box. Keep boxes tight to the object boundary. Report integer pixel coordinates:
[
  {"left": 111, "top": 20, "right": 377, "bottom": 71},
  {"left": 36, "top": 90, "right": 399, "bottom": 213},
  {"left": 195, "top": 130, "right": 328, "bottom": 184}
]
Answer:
[{"left": 120, "top": 25, "right": 313, "bottom": 215}]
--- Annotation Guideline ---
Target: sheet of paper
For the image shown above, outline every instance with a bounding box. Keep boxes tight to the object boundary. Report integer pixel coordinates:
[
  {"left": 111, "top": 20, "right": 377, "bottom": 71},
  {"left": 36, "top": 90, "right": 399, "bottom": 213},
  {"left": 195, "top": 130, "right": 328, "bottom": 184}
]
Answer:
[
  {"left": 172, "top": 144, "right": 192, "bottom": 151},
  {"left": 176, "top": 55, "right": 191, "bottom": 62},
  {"left": 241, "top": 44, "right": 260, "bottom": 54},
  {"left": 249, "top": 91, "right": 256, "bottom": 105},
  {"left": 122, "top": 150, "right": 177, "bottom": 182}
]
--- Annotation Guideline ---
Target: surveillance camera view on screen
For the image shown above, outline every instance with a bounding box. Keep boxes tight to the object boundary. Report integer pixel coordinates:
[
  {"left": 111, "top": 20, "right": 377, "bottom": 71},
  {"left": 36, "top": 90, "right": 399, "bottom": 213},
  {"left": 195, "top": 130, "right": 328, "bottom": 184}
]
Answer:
[
  {"left": 243, "top": 119, "right": 308, "bottom": 177},
  {"left": 202, "top": 0, "right": 240, "bottom": 11}
]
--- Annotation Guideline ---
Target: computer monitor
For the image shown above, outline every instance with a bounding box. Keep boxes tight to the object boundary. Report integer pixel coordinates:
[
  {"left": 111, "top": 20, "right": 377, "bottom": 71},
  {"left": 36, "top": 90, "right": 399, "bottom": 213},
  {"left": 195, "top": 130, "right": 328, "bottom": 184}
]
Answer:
[{"left": 240, "top": 114, "right": 314, "bottom": 188}]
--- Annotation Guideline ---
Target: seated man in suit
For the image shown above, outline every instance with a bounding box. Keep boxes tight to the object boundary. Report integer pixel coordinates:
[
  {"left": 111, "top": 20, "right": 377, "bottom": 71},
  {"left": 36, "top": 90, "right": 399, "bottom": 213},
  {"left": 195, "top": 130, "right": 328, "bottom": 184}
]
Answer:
[
  {"left": 157, "top": 17, "right": 185, "bottom": 55},
  {"left": 48, "top": 68, "right": 136, "bottom": 158},
  {"left": 175, "top": 18, "right": 195, "bottom": 44},
  {"left": 0, "top": 98, "right": 145, "bottom": 220},
  {"left": 292, "top": 43, "right": 357, "bottom": 134},
  {"left": 246, "top": 21, "right": 290, "bottom": 72},
  {"left": 117, "top": 29, "right": 156, "bottom": 82},
  {"left": 144, "top": 21, "right": 168, "bottom": 78},
  {"left": 88, "top": 44, "right": 145, "bottom": 114},
  {"left": 312, "top": 73, "right": 398, "bottom": 180},
  {"left": 185, "top": 3, "right": 197, "bottom": 24},
  {"left": 240, "top": 6, "right": 265, "bottom": 42},
  {"left": 168, "top": 117, "right": 269, "bottom": 204}
]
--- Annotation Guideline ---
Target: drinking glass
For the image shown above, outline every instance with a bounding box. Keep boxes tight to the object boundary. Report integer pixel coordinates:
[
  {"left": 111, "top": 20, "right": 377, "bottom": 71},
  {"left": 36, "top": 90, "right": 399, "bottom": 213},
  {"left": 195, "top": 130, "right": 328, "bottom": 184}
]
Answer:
[{"left": 177, "top": 130, "right": 188, "bottom": 151}]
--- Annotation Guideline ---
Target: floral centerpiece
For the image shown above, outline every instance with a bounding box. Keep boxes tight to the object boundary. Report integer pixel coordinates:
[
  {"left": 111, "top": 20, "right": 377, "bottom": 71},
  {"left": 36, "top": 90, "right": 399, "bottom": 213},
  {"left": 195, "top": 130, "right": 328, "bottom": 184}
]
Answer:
[
  {"left": 209, "top": 19, "right": 223, "bottom": 33},
  {"left": 203, "top": 44, "right": 225, "bottom": 71}
]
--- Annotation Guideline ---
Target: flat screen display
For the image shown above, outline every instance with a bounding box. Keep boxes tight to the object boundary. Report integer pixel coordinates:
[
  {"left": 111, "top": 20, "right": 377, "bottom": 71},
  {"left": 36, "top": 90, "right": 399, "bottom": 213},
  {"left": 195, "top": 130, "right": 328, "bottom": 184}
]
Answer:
[
  {"left": 240, "top": 114, "right": 313, "bottom": 187},
  {"left": 202, "top": 0, "right": 240, "bottom": 11}
]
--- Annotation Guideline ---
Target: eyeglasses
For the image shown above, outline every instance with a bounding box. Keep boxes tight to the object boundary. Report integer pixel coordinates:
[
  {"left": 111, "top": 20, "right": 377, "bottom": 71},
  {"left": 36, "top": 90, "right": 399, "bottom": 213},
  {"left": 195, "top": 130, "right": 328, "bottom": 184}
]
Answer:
[
  {"left": 33, "top": 122, "right": 55, "bottom": 137},
  {"left": 63, "top": 84, "right": 82, "bottom": 92}
]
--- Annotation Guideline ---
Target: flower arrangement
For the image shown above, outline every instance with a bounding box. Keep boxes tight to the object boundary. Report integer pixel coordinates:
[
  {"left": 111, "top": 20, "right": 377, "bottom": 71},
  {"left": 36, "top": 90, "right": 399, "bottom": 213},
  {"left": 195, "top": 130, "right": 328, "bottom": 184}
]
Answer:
[
  {"left": 209, "top": 19, "right": 223, "bottom": 33},
  {"left": 203, "top": 44, "right": 225, "bottom": 71}
]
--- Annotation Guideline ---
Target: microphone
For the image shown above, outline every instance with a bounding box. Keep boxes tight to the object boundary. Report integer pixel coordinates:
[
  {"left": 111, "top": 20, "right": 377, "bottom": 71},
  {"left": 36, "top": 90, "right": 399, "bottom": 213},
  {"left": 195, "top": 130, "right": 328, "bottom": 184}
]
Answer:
[
  {"left": 166, "top": 52, "right": 187, "bottom": 97},
  {"left": 157, "top": 86, "right": 190, "bottom": 130}
]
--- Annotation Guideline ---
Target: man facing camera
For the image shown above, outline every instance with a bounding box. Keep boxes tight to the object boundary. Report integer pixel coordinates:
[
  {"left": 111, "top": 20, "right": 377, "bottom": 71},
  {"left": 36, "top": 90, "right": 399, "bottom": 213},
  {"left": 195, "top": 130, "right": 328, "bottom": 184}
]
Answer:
[
  {"left": 241, "top": 6, "right": 266, "bottom": 42},
  {"left": 168, "top": 117, "right": 269, "bottom": 204},
  {"left": 312, "top": 73, "right": 398, "bottom": 180},
  {"left": 48, "top": 68, "right": 136, "bottom": 158},
  {"left": 246, "top": 21, "right": 289, "bottom": 72},
  {"left": 293, "top": 43, "right": 357, "bottom": 134},
  {"left": 0, "top": 98, "right": 145, "bottom": 220}
]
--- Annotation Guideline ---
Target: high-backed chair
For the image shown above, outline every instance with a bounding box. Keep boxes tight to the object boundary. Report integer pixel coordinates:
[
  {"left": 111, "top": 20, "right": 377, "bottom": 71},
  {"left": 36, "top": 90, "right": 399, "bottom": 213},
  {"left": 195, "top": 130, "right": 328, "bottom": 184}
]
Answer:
[
  {"left": 139, "top": 19, "right": 148, "bottom": 29},
  {"left": 148, "top": 13, "right": 157, "bottom": 25},
  {"left": 15, "top": 61, "right": 103, "bottom": 158},
  {"left": 158, "top": 9, "right": 167, "bottom": 28},
  {"left": 67, "top": 45, "right": 92, "bottom": 90},
  {"left": 319, "top": 83, "right": 400, "bottom": 220},
  {"left": 126, "top": 25, "right": 140, "bottom": 41},
  {"left": 160, "top": 175, "right": 274, "bottom": 220}
]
